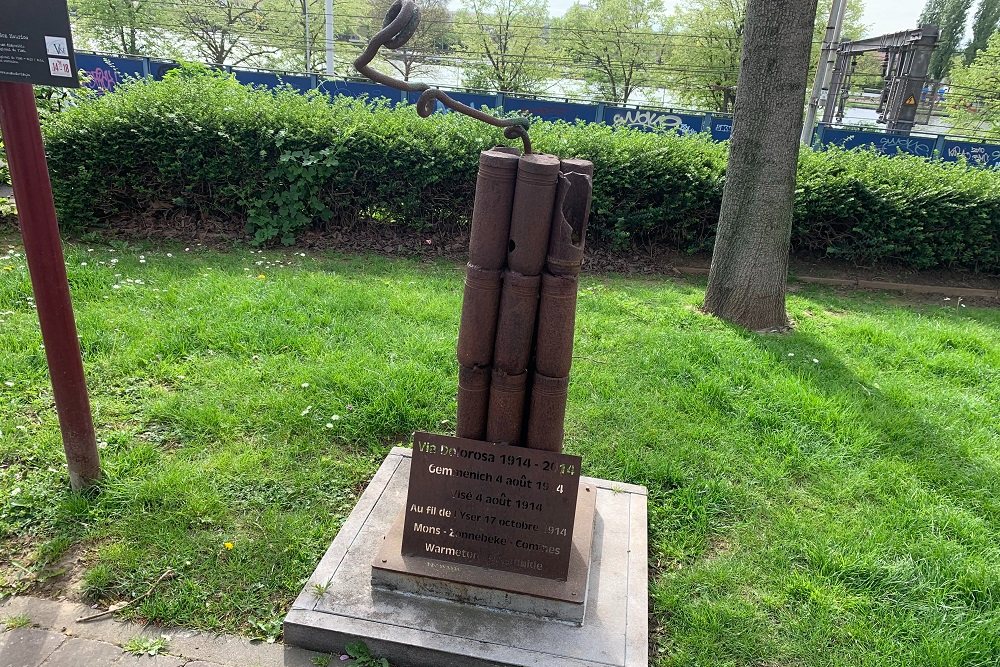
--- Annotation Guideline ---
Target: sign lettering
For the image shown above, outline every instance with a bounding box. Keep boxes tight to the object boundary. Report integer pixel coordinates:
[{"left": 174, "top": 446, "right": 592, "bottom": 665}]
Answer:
[
  {"left": 401, "top": 432, "right": 582, "bottom": 580},
  {"left": 0, "top": 0, "right": 79, "bottom": 87}
]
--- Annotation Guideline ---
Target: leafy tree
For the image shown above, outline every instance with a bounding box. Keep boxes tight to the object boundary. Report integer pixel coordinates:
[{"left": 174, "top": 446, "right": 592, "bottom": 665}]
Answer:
[
  {"left": 556, "top": 0, "right": 670, "bottom": 104},
  {"left": 947, "top": 31, "right": 1000, "bottom": 139},
  {"left": 457, "top": 0, "right": 555, "bottom": 93},
  {"left": 703, "top": 0, "right": 819, "bottom": 330},
  {"left": 359, "top": 0, "right": 453, "bottom": 81},
  {"left": 171, "top": 0, "right": 275, "bottom": 66},
  {"left": 662, "top": 0, "right": 866, "bottom": 112},
  {"left": 921, "top": 0, "right": 974, "bottom": 80},
  {"left": 70, "top": 0, "right": 169, "bottom": 54},
  {"left": 965, "top": 0, "right": 1000, "bottom": 63},
  {"left": 257, "top": 0, "right": 356, "bottom": 72},
  {"left": 920, "top": 0, "right": 945, "bottom": 23},
  {"left": 660, "top": 0, "right": 745, "bottom": 111},
  {"left": 270, "top": 0, "right": 327, "bottom": 71}
]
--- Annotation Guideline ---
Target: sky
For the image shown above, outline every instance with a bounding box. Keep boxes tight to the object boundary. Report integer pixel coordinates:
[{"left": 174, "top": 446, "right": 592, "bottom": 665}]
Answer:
[
  {"left": 858, "top": 0, "right": 925, "bottom": 36},
  {"left": 537, "top": 0, "right": 928, "bottom": 37}
]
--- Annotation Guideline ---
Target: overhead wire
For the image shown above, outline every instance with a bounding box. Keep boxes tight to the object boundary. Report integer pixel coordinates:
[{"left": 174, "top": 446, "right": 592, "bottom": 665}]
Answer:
[{"left": 72, "top": 6, "right": 999, "bottom": 135}]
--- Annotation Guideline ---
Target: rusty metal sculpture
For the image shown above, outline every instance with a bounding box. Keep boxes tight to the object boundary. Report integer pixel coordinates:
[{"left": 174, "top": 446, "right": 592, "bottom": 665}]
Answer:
[
  {"left": 355, "top": 4, "right": 593, "bottom": 453},
  {"left": 354, "top": 0, "right": 531, "bottom": 154}
]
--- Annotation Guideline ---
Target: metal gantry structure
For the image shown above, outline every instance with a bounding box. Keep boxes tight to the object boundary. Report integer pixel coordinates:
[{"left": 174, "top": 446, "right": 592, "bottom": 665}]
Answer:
[
  {"left": 801, "top": 0, "right": 848, "bottom": 144},
  {"left": 823, "top": 25, "right": 940, "bottom": 134}
]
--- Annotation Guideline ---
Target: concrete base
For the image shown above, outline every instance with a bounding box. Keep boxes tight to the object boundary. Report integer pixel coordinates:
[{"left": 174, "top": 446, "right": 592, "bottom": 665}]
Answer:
[
  {"left": 284, "top": 447, "right": 649, "bottom": 667},
  {"left": 371, "top": 477, "right": 597, "bottom": 624}
]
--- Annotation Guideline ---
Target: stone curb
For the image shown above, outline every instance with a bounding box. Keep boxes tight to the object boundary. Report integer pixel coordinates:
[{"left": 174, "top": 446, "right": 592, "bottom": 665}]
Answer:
[{"left": 0, "top": 596, "right": 325, "bottom": 667}]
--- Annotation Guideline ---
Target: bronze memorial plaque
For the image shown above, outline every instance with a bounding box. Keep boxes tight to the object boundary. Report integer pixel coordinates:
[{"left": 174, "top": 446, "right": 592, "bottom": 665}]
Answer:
[{"left": 401, "top": 431, "right": 582, "bottom": 580}]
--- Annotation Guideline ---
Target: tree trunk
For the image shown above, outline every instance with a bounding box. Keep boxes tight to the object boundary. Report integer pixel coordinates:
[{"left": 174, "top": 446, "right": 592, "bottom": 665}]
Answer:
[{"left": 703, "top": 0, "right": 818, "bottom": 331}]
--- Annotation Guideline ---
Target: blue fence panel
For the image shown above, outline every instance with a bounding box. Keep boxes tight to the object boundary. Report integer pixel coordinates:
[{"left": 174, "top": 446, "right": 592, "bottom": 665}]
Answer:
[
  {"left": 449, "top": 91, "right": 500, "bottom": 110},
  {"left": 76, "top": 54, "right": 145, "bottom": 92},
  {"left": 710, "top": 117, "right": 733, "bottom": 141},
  {"left": 603, "top": 107, "right": 703, "bottom": 134},
  {"left": 280, "top": 74, "right": 315, "bottom": 93},
  {"left": 150, "top": 59, "right": 180, "bottom": 80},
  {"left": 503, "top": 97, "right": 598, "bottom": 123},
  {"left": 233, "top": 70, "right": 281, "bottom": 89},
  {"left": 821, "top": 127, "right": 936, "bottom": 158},
  {"left": 320, "top": 80, "right": 400, "bottom": 104},
  {"left": 240, "top": 71, "right": 313, "bottom": 92},
  {"left": 940, "top": 139, "right": 1000, "bottom": 169},
  {"left": 70, "top": 52, "right": 1000, "bottom": 169},
  {"left": 405, "top": 90, "right": 499, "bottom": 112}
]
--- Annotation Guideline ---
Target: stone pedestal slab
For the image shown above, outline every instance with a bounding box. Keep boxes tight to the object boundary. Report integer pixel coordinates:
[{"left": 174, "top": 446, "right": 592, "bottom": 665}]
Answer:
[
  {"left": 283, "top": 447, "right": 648, "bottom": 667},
  {"left": 371, "top": 477, "right": 596, "bottom": 624}
]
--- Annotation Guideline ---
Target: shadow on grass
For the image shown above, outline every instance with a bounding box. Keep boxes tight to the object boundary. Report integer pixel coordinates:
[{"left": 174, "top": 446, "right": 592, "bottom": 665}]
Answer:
[
  {"left": 713, "top": 318, "right": 1000, "bottom": 663},
  {"left": 744, "top": 325, "right": 999, "bottom": 502}
]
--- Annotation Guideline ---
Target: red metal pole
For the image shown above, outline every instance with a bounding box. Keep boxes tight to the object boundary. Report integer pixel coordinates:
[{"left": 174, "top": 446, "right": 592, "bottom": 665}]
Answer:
[{"left": 0, "top": 82, "right": 101, "bottom": 491}]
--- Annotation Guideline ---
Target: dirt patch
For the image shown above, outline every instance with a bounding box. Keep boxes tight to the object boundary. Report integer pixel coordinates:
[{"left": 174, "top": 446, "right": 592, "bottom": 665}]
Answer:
[
  {"left": 31, "top": 542, "right": 92, "bottom": 601},
  {"left": 701, "top": 535, "right": 734, "bottom": 562},
  {"left": 1, "top": 538, "right": 97, "bottom": 603},
  {"left": 0, "top": 536, "right": 37, "bottom": 595}
]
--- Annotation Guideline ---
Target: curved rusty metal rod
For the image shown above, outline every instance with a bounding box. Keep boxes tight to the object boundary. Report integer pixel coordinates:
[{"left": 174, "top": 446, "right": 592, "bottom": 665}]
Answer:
[{"left": 353, "top": 0, "right": 532, "bottom": 154}]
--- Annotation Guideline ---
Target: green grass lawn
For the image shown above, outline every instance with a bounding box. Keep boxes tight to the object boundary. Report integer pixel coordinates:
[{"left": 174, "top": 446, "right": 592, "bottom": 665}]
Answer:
[{"left": 1, "top": 234, "right": 999, "bottom": 666}]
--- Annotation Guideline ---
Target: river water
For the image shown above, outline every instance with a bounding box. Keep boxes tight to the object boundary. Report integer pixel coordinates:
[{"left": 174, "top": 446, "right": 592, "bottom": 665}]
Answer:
[{"left": 406, "top": 62, "right": 961, "bottom": 134}]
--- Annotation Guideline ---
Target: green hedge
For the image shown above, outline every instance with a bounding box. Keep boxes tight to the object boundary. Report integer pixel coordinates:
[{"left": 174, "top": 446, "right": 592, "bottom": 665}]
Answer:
[{"left": 42, "top": 65, "right": 1000, "bottom": 271}]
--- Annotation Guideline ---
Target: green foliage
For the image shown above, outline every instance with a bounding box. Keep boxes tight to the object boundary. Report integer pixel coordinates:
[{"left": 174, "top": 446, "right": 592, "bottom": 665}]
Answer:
[
  {"left": 41, "top": 65, "right": 1000, "bottom": 270},
  {"left": 965, "top": 0, "right": 1000, "bottom": 63},
  {"left": 456, "top": 0, "right": 556, "bottom": 93},
  {"left": 2, "top": 614, "right": 32, "bottom": 630},
  {"left": 343, "top": 641, "right": 390, "bottom": 667},
  {"left": 795, "top": 146, "right": 1000, "bottom": 271},
  {"left": 921, "top": 0, "right": 975, "bottom": 80},
  {"left": 122, "top": 634, "right": 170, "bottom": 656},
  {"left": 557, "top": 0, "right": 670, "bottom": 105},
  {"left": 2, "top": 237, "right": 1000, "bottom": 663},
  {"left": 248, "top": 614, "right": 284, "bottom": 643},
  {"left": 947, "top": 31, "right": 1000, "bottom": 141}
]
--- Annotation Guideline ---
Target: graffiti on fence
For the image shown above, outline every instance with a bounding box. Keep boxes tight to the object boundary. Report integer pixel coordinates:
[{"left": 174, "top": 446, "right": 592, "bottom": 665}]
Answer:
[
  {"left": 607, "top": 109, "right": 698, "bottom": 134},
  {"left": 76, "top": 54, "right": 146, "bottom": 92},
  {"left": 943, "top": 141, "right": 1000, "bottom": 168},
  {"left": 710, "top": 118, "right": 733, "bottom": 141},
  {"left": 68, "top": 51, "right": 1000, "bottom": 169},
  {"left": 822, "top": 128, "right": 936, "bottom": 157},
  {"left": 879, "top": 136, "right": 933, "bottom": 157},
  {"left": 84, "top": 66, "right": 119, "bottom": 91}
]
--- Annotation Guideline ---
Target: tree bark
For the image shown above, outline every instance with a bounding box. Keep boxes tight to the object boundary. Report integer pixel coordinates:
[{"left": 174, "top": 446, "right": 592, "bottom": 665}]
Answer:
[{"left": 703, "top": 0, "right": 818, "bottom": 331}]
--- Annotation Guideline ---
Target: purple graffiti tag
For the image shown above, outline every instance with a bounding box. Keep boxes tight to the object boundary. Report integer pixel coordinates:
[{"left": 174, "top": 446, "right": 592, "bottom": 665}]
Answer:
[{"left": 85, "top": 67, "right": 120, "bottom": 92}]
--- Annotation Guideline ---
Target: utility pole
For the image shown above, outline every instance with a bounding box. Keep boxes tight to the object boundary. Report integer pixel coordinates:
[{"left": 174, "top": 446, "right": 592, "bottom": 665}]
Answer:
[
  {"left": 0, "top": 83, "right": 102, "bottom": 491},
  {"left": 325, "top": 0, "right": 335, "bottom": 76},
  {"left": 3, "top": 0, "right": 102, "bottom": 492},
  {"left": 801, "top": 0, "right": 848, "bottom": 144},
  {"left": 303, "top": 0, "right": 312, "bottom": 71}
]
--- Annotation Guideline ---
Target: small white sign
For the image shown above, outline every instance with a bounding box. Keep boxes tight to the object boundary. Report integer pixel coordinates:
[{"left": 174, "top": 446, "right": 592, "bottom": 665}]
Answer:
[
  {"left": 45, "top": 36, "right": 69, "bottom": 57},
  {"left": 48, "top": 58, "right": 72, "bottom": 77}
]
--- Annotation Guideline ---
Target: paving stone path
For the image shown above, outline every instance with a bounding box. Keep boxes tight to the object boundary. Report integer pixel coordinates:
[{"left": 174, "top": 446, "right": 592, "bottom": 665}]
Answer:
[{"left": 0, "top": 596, "right": 326, "bottom": 667}]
